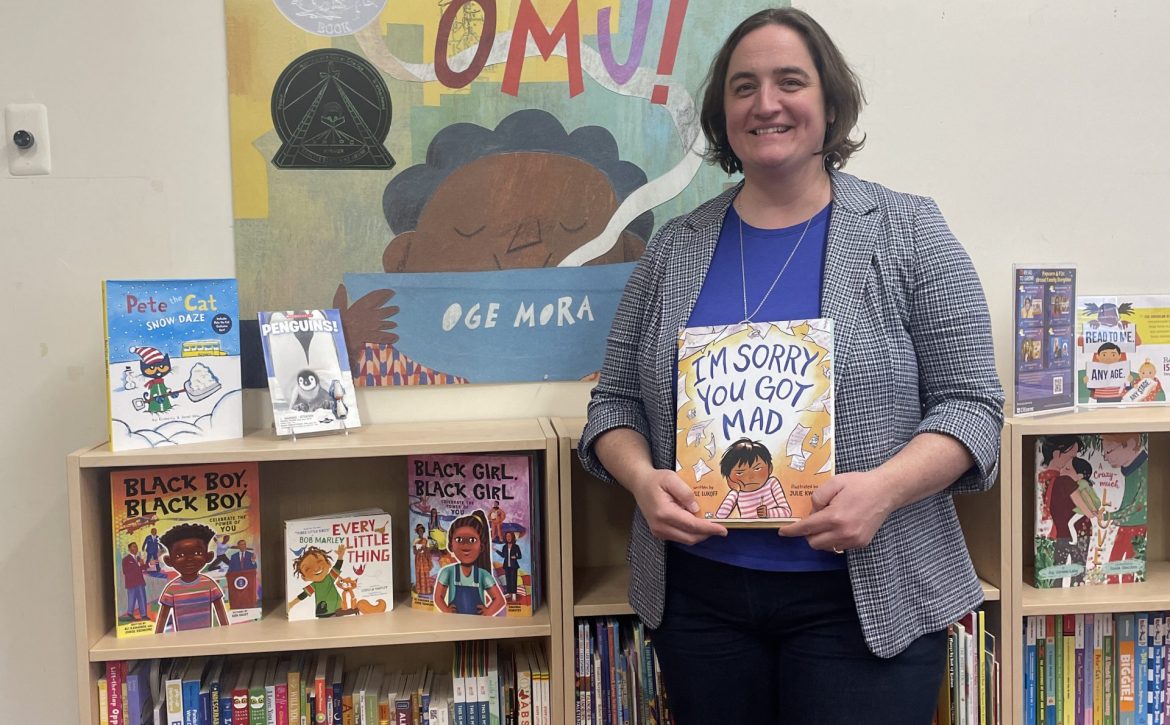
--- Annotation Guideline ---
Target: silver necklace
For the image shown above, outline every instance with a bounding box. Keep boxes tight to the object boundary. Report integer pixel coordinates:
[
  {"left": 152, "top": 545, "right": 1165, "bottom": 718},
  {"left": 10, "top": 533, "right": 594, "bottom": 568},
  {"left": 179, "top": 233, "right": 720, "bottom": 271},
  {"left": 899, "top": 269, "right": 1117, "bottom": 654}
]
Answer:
[{"left": 738, "top": 205, "right": 814, "bottom": 323}]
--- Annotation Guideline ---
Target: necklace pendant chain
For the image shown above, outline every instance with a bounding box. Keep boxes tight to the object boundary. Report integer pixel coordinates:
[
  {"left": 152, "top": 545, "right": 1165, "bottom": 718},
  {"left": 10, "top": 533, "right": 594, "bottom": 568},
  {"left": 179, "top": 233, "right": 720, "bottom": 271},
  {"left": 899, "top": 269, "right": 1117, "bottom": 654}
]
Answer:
[{"left": 739, "top": 209, "right": 814, "bottom": 323}]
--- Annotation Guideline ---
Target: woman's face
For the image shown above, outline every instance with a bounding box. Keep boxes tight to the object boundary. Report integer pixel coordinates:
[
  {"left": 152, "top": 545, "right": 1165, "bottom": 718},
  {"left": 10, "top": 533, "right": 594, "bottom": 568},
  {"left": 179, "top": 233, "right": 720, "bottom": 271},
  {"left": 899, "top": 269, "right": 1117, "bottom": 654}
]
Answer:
[
  {"left": 1050, "top": 443, "right": 1079, "bottom": 471},
  {"left": 450, "top": 524, "right": 482, "bottom": 565},
  {"left": 723, "top": 23, "right": 829, "bottom": 181}
]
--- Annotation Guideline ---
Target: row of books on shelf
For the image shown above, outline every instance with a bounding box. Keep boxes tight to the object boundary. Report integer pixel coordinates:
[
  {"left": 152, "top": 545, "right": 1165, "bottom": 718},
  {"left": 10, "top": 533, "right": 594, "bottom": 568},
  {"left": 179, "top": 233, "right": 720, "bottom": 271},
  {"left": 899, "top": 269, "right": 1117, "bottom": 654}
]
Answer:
[
  {"left": 96, "top": 640, "right": 552, "bottom": 725},
  {"left": 1023, "top": 611, "right": 1170, "bottom": 725},
  {"left": 572, "top": 617, "right": 674, "bottom": 725},
  {"left": 113, "top": 452, "right": 544, "bottom": 639},
  {"left": 935, "top": 609, "right": 1001, "bottom": 725}
]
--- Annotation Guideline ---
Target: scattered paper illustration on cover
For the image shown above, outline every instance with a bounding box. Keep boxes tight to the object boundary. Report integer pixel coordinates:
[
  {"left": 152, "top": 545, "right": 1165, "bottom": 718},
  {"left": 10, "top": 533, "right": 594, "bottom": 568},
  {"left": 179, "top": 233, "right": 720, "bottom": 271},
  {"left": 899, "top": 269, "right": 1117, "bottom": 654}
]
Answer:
[{"left": 675, "top": 319, "right": 834, "bottom": 526}]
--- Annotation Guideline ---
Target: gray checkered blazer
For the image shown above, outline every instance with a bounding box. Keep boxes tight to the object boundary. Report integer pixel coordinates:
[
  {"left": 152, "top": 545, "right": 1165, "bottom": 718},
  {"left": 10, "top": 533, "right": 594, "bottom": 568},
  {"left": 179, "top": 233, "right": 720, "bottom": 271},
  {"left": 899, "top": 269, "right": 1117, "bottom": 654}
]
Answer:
[{"left": 578, "top": 170, "right": 1005, "bottom": 658}]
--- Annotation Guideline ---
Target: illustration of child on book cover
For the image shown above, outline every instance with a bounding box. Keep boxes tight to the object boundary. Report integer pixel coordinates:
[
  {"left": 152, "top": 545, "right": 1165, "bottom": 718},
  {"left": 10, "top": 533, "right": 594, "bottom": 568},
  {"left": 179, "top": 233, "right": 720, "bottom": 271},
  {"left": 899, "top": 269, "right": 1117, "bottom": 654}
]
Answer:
[
  {"left": 675, "top": 320, "right": 834, "bottom": 526},
  {"left": 285, "top": 510, "right": 392, "bottom": 620},
  {"left": 103, "top": 279, "right": 242, "bottom": 451},
  {"left": 111, "top": 463, "right": 261, "bottom": 637},
  {"left": 407, "top": 453, "right": 538, "bottom": 616},
  {"left": 1034, "top": 433, "right": 1147, "bottom": 588}
]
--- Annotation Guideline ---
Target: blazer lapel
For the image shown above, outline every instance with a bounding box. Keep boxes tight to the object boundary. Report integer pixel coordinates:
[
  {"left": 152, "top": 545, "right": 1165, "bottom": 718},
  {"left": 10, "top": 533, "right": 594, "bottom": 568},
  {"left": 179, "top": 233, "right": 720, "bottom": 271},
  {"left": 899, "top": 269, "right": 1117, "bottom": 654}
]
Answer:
[
  {"left": 655, "top": 185, "right": 739, "bottom": 402},
  {"left": 822, "top": 171, "right": 879, "bottom": 370}
]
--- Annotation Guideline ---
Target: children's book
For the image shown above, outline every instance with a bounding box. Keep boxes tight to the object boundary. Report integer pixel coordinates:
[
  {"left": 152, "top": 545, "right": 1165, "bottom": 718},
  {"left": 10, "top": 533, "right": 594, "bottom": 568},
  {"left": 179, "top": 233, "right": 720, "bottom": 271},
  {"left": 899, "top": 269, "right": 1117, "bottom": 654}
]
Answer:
[
  {"left": 407, "top": 453, "right": 540, "bottom": 616},
  {"left": 1076, "top": 295, "right": 1170, "bottom": 408},
  {"left": 102, "top": 279, "right": 242, "bottom": 451},
  {"left": 675, "top": 319, "right": 834, "bottom": 526},
  {"left": 1034, "top": 433, "right": 1148, "bottom": 588},
  {"left": 258, "top": 309, "right": 361, "bottom": 436},
  {"left": 111, "top": 462, "right": 262, "bottom": 637},
  {"left": 285, "top": 509, "right": 392, "bottom": 620},
  {"left": 1012, "top": 264, "right": 1076, "bottom": 416}
]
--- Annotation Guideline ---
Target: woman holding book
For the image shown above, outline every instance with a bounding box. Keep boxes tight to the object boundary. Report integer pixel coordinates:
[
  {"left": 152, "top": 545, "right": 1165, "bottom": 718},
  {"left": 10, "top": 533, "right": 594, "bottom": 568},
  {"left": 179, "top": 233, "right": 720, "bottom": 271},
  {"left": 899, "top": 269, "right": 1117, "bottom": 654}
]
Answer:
[{"left": 579, "top": 8, "right": 1003, "bottom": 724}]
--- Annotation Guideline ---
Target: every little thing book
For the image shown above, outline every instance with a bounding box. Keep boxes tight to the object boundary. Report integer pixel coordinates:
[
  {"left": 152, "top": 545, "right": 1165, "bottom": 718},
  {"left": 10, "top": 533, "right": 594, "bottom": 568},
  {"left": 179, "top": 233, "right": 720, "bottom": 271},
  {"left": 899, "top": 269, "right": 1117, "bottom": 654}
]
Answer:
[
  {"left": 111, "top": 462, "right": 262, "bottom": 637},
  {"left": 102, "top": 279, "right": 242, "bottom": 451},
  {"left": 285, "top": 510, "right": 392, "bottom": 621},
  {"left": 675, "top": 319, "right": 834, "bottom": 526},
  {"left": 259, "top": 309, "right": 362, "bottom": 436}
]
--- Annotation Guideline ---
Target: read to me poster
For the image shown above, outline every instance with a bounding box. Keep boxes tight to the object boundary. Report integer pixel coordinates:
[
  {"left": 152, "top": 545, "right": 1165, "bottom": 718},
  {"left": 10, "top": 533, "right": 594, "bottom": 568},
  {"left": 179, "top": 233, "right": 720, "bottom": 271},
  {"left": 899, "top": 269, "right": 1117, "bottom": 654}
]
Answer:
[
  {"left": 1075, "top": 295, "right": 1170, "bottom": 408},
  {"left": 225, "top": 0, "right": 776, "bottom": 385}
]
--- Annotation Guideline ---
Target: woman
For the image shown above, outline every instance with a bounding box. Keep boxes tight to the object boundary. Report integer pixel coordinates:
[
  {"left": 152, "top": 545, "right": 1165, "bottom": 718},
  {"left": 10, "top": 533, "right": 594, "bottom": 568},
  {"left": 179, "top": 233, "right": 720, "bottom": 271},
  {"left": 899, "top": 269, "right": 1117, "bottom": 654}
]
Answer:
[{"left": 578, "top": 8, "right": 1004, "bottom": 724}]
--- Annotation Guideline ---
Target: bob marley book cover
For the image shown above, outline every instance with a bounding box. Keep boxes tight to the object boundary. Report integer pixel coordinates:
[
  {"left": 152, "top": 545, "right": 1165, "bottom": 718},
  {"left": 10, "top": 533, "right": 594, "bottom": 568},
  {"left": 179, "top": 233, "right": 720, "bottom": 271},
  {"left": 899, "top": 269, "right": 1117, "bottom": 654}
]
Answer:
[
  {"left": 407, "top": 453, "right": 540, "bottom": 617},
  {"left": 675, "top": 319, "right": 834, "bottom": 527},
  {"left": 110, "top": 462, "right": 261, "bottom": 638},
  {"left": 1075, "top": 296, "right": 1170, "bottom": 408},
  {"left": 102, "top": 279, "right": 242, "bottom": 452},
  {"left": 285, "top": 509, "right": 392, "bottom": 621},
  {"left": 258, "top": 309, "right": 361, "bottom": 436},
  {"left": 1034, "top": 433, "right": 1148, "bottom": 588}
]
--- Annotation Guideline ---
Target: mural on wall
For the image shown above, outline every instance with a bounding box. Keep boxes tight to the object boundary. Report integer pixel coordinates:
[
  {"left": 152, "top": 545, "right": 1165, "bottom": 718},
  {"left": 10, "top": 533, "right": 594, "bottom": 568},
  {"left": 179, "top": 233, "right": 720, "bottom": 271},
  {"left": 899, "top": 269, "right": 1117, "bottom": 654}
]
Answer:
[{"left": 226, "top": 0, "right": 778, "bottom": 385}]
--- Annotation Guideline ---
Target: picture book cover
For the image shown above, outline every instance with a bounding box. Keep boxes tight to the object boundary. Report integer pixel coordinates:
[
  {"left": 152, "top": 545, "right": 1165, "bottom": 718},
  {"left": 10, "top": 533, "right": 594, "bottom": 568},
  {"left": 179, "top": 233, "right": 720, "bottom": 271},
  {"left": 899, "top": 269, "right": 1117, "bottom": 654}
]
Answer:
[
  {"left": 1075, "top": 295, "right": 1170, "bottom": 408},
  {"left": 675, "top": 320, "right": 834, "bottom": 527},
  {"left": 1034, "top": 433, "right": 1148, "bottom": 588},
  {"left": 103, "top": 279, "right": 242, "bottom": 451},
  {"left": 258, "top": 309, "right": 361, "bottom": 436},
  {"left": 407, "top": 453, "right": 538, "bottom": 617},
  {"left": 285, "top": 509, "right": 392, "bottom": 620},
  {"left": 1012, "top": 265, "right": 1076, "bottom": 416},
  {"left": 111, "top": 463, "right": 262, "bottom": 637}
]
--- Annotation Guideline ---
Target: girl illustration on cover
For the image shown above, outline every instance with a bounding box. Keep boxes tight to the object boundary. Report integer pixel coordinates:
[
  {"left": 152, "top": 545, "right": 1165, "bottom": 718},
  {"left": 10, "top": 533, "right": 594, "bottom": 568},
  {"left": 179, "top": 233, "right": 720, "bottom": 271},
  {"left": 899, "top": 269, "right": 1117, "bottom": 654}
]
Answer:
[
  {"left": 432, "top": 510, "right": 506, "bottom": 616},
  {"left": 714, "top": 438, "right": 792, "bottom": 519}
]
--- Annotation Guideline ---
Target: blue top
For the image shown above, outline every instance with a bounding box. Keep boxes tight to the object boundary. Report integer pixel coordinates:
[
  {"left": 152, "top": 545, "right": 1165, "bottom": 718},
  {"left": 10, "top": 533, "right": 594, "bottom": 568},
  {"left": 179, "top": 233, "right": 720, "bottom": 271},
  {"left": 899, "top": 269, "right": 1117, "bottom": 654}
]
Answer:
[{"left": 679, "top": 201, "right": 845, "bottom": 572}]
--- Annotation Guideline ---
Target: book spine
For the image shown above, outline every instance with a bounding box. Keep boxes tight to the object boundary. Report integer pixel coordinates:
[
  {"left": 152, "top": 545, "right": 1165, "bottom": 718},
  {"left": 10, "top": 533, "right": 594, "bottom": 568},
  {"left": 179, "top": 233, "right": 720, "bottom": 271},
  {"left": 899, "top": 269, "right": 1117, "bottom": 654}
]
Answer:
[
  {"left": 276, "top": 682, "right": 289, "bottom": 725},
  {"left": 108, "top": 661, "right": 126, "bottom": 725},
  {"left": 1047, "top": 614, "right": 1057, "bottom": 725}
]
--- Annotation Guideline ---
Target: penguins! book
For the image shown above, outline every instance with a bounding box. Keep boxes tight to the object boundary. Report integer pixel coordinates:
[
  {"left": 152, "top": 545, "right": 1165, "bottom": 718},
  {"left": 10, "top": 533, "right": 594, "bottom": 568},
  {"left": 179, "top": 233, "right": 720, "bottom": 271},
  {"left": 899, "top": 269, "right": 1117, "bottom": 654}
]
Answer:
[
  {"left": 102, "top": 279, "right": 243, "bottom": 451},
  {"left": 258, "top": 309, "right": 361, "bottom": 436}
]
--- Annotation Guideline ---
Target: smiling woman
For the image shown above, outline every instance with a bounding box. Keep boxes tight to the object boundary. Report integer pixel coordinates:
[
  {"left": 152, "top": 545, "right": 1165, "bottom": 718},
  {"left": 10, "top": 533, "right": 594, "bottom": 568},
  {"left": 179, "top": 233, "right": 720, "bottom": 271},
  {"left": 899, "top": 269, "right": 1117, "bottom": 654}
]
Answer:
[{"left": 579, "top": 7, "right": 1004, "bottom": 725}]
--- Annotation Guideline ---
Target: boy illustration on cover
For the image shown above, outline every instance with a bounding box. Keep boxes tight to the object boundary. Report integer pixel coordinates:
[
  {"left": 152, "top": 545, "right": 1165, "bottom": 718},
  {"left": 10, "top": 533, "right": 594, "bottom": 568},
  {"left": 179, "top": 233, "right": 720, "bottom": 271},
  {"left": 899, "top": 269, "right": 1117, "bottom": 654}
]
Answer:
[
  {"left": 714, "top": 438, "right": 792, "bottom": 520},
  {"left": 154, "top": 523, "right": 229, "bottom": 633}
]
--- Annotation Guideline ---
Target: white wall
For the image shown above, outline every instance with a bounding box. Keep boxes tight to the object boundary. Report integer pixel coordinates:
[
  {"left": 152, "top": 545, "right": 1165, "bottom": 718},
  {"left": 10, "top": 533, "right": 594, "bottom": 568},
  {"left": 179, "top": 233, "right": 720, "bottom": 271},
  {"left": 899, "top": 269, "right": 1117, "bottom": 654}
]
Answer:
[{"left": 2, "top": 0, "right": 1168, "bottom": 719}]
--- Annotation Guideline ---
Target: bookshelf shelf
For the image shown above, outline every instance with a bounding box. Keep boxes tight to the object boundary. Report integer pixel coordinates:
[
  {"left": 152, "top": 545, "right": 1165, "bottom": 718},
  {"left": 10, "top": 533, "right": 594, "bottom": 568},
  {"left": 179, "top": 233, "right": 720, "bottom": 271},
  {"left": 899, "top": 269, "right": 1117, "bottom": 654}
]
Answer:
[
  {"left": 1021, "top": 562, "right": 1170, "bottom": 616},
  {"left": 572, "top": 566, "right": 634, "bottom": 617},
  {"left": 68, "top": 416, "right": 563, "bottom": 725},
  {"left": 88, "top": 599, "right": 553, "bottom": 662}
]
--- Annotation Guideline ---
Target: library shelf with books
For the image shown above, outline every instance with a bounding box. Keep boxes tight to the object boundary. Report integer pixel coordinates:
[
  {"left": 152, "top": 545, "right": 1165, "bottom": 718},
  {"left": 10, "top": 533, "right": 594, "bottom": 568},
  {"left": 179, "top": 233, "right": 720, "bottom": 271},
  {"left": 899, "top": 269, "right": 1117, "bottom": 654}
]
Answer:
[
  {"left": 1007, "top": 406, "right": 1170, "bottom": 725},
  {"left": 553, "top": 416, "right": 1005, "bottom": 722},
  {"left": 67, "top": 418, "right": 563, "bottom": 725}
]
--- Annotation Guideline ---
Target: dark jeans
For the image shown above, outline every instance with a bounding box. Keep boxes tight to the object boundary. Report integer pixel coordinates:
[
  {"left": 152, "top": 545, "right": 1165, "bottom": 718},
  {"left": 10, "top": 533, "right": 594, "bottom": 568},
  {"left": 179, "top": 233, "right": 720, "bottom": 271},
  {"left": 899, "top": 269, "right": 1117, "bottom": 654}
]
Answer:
[{"left": 651, "top": 548, "right": 947, "bottom": 725}]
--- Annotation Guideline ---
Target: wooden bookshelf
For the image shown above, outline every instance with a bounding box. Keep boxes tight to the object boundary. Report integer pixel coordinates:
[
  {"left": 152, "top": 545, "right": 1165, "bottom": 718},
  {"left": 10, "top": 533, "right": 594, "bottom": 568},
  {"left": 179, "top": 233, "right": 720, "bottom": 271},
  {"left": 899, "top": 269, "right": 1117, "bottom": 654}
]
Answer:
[
  {"left": 68, "top": 418, "right": 563, "bottom": 725},
  {"left": 1007, "top": 407, "right": 1170, "bottom": 725}
]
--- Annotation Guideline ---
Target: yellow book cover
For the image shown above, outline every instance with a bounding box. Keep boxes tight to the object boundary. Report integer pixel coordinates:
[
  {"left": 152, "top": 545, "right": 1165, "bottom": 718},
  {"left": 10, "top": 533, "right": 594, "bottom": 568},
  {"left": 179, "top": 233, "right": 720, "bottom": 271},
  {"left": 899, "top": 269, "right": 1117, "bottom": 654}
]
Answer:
[{"left": 675, "top": 319, "right": 833, "bottom": 527}]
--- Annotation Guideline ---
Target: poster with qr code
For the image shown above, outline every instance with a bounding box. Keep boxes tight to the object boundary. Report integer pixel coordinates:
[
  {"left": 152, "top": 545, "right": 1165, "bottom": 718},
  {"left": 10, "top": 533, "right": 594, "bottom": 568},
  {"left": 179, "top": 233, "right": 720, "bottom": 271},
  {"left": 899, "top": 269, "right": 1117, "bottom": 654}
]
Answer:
[{"left": 1013, "top": 265, "right": 1076, "bottom": 416}]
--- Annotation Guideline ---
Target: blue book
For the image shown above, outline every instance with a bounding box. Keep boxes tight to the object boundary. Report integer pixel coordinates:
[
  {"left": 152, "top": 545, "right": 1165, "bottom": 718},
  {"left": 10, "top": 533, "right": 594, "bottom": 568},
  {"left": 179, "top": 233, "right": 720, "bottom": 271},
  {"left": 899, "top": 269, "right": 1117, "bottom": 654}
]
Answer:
[
  {"left": 102, "top": 279, "right": 242, "bottom": 452},
  {"left": 1024, "top": 618, "right": 1036, "bottom": 725},
  {"left": 126, "top": 661, "right": 150, "bottom": 725},
  {"left": 1138, "top": 614, "right": 1150, "bottom": 725},
  {"left": 181, "top": 657, "right": 208, "bottom": 725}
]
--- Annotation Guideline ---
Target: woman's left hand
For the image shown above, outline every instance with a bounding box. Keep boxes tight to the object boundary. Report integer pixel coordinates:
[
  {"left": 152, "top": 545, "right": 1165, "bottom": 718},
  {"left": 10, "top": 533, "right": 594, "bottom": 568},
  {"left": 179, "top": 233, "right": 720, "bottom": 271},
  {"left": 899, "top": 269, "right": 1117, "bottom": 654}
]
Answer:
[{"left": 778, "top": 471, "right": 894, "bottom": 552}]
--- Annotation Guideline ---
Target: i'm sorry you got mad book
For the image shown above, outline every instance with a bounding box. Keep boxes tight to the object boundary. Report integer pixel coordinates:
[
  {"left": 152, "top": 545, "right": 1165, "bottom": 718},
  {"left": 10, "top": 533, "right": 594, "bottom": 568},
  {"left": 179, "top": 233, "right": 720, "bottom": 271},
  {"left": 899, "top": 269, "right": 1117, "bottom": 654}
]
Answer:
[
  {"left": 102, "top": 279, "right": 242, "bottom": 451},
  {"left": 675, "top": 319, "right": 835, "bottom": 526}
]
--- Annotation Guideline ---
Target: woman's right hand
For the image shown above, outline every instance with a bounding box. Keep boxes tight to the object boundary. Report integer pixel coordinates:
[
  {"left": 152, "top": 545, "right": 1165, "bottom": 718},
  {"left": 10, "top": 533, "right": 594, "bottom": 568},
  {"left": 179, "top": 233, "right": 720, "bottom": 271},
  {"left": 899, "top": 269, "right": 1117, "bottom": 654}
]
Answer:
[{"left": 629, "top": 469, "right": 728, "bottom": 545}]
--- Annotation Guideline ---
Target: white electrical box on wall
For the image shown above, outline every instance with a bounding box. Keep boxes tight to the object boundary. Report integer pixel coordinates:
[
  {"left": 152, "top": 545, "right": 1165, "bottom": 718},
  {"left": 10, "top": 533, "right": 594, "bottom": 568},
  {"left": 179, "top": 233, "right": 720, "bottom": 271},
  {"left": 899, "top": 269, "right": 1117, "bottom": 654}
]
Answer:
[{"left": 5, "top": 103, "right": 51, "bottom": 176}]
